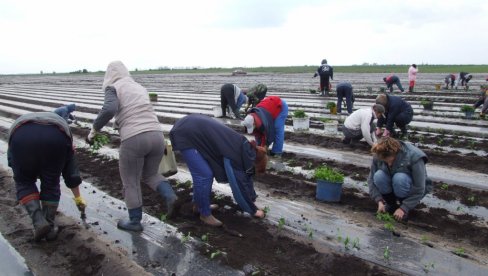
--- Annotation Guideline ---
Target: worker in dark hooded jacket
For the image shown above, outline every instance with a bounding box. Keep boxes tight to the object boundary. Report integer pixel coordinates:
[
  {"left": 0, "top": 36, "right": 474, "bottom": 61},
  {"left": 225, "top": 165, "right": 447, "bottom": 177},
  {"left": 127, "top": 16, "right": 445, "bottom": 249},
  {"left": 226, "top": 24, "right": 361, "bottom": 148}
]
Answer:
[
  {"left": 455, "top": 72, "right": 473, "bottom": 89},
  {"left": 170, "top": 114, "right": 267, "bottom": 227},
  {"left": 368, "top": 137, "right": 432, "bottom": 221},
  {"left": 87, "top": 60, "right": 177, "bottom": 232},
  {"left": 53, "top": 103, "right": 77, "bottom": 124},
  {"left": 244, "top": 84, "right": 267, "bottom": 113},
  {"left": 7, "top": 112, "right": 86, "bottom": 241},
  {"left": 220, "top": 83, "right": 247, "bottom": 119},
  {"left": 241, "top": 96, "right": 289, "bottom": 156},
  {"left": 313, "top": 59, "right": 333, "bottom": 96},
  {"left": 383, "top": 75, "right": 405, "bottom": 93},
  {"left": 375, "top": 94, "right": 413, "bottom": 138}
]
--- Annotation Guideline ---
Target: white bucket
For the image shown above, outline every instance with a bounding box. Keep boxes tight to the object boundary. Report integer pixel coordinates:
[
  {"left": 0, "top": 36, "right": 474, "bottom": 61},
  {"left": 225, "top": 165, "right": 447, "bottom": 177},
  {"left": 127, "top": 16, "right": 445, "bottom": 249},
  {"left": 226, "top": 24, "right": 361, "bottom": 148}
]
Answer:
[
  {"left": 324, "top": 120, "right": 338, "bottom": 135},
  {"left": 293, "top": 117, "right": 310, "bottom": 131},
  {"left": 213, "top": 106, "right": 222, "bottom": 118}
]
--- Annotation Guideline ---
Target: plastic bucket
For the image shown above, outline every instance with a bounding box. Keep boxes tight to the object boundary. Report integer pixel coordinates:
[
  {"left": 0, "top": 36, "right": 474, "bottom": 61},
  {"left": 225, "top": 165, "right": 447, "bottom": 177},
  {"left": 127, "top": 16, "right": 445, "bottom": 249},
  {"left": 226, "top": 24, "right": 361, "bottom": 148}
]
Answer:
[
  {"left": 316, "top": 180, "right": 342, "bottom": 202},
  {"left": 435, "top": 84, "right": 441, "bottom": 91},
  {"left": 213, "top": 106, "right": 222, "bottom": 117},
  {"left": 292, "top": 117, "right": 309, "bottom": 131},
  {"left": 324, "top": 121, "right": 338, "bottom": 135}
]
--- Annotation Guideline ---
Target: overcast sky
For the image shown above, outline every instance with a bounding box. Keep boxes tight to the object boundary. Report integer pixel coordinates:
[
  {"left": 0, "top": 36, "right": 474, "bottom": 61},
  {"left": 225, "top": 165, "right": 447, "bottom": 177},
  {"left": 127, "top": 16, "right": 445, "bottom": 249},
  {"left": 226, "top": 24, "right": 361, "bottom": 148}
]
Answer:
[{"left": 1, "top": 0, "right": 487, "bottom": 74}]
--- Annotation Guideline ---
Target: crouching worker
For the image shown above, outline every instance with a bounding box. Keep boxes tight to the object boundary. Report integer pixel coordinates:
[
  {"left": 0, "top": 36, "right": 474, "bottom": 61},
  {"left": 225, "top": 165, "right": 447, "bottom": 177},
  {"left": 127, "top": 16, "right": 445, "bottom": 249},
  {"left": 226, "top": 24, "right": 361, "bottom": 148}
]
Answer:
[
  {"left": 342, "top": 104, "right": 385, "bottom": 146},
  {"left": 87, "top": 61, "right": 177, "bottom": 232},
  {"left": 53, "top": 103, "right": 77, "bottom": 124},
  {"left": 220, "top": 83, "right": 247, "bottom": 119},
  {"left": 8, "top": 112, "right": 86, "bottom": 241},
  {"left": 367, "top": 137, "right": 432, "bottom": 221},
  {"left": 170, "top": 114, "right": 267, "bottom": 227}
]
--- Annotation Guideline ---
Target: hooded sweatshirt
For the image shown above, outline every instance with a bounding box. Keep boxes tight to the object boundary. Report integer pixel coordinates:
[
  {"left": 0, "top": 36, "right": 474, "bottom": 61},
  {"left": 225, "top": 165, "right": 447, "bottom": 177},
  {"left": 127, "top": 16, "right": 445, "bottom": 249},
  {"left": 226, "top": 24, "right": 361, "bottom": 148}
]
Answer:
[
  {"left": 53, "top": 104, "right": 76, "bottom": 122},
  {"left": 93, "top": 61, "right": 162, "bottom": 141}
]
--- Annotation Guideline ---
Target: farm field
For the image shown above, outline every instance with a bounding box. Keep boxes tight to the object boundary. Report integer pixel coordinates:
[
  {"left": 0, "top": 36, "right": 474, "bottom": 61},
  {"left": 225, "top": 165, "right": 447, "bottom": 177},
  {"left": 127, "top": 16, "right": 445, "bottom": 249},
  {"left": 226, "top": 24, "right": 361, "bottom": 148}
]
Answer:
[{"left": 0, "top": 72, "right": 487, "bottom": 275}]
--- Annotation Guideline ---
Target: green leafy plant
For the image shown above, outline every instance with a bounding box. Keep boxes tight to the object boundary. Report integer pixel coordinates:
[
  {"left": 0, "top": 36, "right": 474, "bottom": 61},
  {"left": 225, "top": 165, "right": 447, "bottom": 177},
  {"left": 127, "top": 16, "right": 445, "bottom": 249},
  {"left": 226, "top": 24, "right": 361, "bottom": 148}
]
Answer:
[
  {"left": 251, "top": 271, "right": 261, "bottom": 276},
  {"left": 263, "top": 206, "right": 270, "bottom": 215},
  {"left": 343, "top": 236, "right": 350, "bottom": 250},
  {"left": 423, "top": 262, "right": 435, "bottom": 273},
  {"left": 181, "top": 232, "right": 191, "bottom": 243},
  {"left": 314, "top": 166, "right": 344, "bottom": 183},
  {"left": 326, "top": 102, "right": 336, "bottom": 109},
  {"left": 210, "top": 250, "right": 222, "bottom": 259},
  {"left": 306, "top": 225, "right": 314, "bottom": 240},
  {"left": 468, "top": 196, "right": 475, "bottom": 203},
  {"left": 309, "top": 89, "right": 317, "bottom": 94},
  {"left": 460, "top": 105, "right": 475, "bottom": 113},
  {"left": 453, "top": 247, "right": 465, "bottom": 256},
  {"left": 293, "top": 109, "right": 307, "bottom": 118},
  {"left": 384, "top": 222, "right": 395, "bottom": 232},
  {"left": 440, "top": 183, "right": 449, "bottom": 190},
  {"left": 420, "top": 99, "right": 432, "bottom": 105},
  {"left": 319, "top": 117, "right": 333, "bottom": 123},
  {"left": 376, "top": 212, "right": 394, "bottom": 223},
  {"left": 160, "top": 214, "right": 167, "bottom": 222},
  {"left": 89, "top": 133, "right": 110, "bottom": 154},
  {"left": 148, "top": 92, "right": 157, "bottom": 97},
  {"left": 456, "top": 206, "right": 464, "bottom": 212},
  {"left": 383, "top": 246, "right": 391, "bottom": 261},
  {"left": 352, "top": 238, "right": 360, "bottom": 250},
  {"left": 278, "top": 217, "right": 286, "bottom": 231},
  {"left": 201, "top": 233, "right": 209, "bottom": 242},
  {"left": 421, "top": 235, "right": 429, "bottom": 244}
]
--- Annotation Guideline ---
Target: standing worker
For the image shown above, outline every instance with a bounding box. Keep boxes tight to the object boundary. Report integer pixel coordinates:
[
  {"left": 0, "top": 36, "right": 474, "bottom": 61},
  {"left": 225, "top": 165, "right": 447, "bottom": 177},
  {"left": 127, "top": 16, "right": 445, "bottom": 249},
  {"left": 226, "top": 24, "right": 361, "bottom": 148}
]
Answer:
[
  {"left": 342, "top": 104, "right": 385, "bottom": 146},
  {"left": 313, "top": 59, "right": 334, "bottom": 96},
  {"left": 383, "top": 75, "right": 405, "bottom": 93},
  {"left": 241, "top": 96, "right": 289, "bottom": 157},
  {"left": 220, "top": 83, "right": 247, "bottom": 119},
  {"left": 407, "top": 64, "right": 418, "bottom": 93},
  {"left": 244, "top": 84, "right": 267, "bottom": 113},
  {"left": 7, "top": 112, "right": 86, "bottom": 241},
  {"left": 336, "top": 82, "right": 354, "bottom": 114},
  {"left": 87, "top": 61, "right": 177, "bottom": 232},
  {"left": 456, "top": 72, "right": 473, "bottom": 90},
  {"left": 367, "top": 137, "right": 432, "bottom": 221},
  {"left": 375, "top": 94, "right": 413, "bottom": 139},
  {"left": 444, "top": 74, "right": 456, "bottom": 89},
  {"left": 169, "top": 114, "right": 267, "bottom": 226}
]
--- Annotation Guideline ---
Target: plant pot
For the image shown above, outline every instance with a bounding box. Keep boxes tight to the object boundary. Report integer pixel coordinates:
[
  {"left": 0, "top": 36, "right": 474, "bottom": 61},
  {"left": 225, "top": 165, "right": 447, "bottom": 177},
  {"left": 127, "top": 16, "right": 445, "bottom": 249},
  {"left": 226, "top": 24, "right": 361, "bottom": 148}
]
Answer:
[
  {"left": 149, "top": 94, "right": 158, "bottom": 102},
  {"left": 367, "top": 87, "right": 373, "bottom": 93},
  {"left": 379, "top": 87, "right": 386, "bottom": 93},
  {"left": 292, "top": 117, "right": 309, "bottom": 131},
  {"left": 435, "top": 84, "right": 441, "bottom": 91},
  {"left": 329, "top": 106, "right": 337, "bottom": 115},
  {"left": 316, "top": 179, "right": 342, "bottom": 202},
  {"left": 323, "top": 120, "right": 338, "bottom": 135},
  {"left": 464, "top": 111, "right": 474, "bottom": 119},
  {"left": 422, "top": 103, "right": 434, "bottom": 110},
  {"left": 213, "top": 106, "right": 222, "bottom": 117}
]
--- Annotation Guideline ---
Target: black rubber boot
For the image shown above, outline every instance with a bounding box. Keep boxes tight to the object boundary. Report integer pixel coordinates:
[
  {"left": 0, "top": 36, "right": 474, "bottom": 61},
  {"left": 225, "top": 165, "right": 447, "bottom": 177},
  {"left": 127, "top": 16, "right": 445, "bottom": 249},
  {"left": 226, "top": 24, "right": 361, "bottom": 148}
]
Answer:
[
  {"left": 42, "top": 201, "right": 59, "bottom": 241},
  {"left": 157, "top": 181, "right": 178, "bottom": 218},
  {"left": 117, "top": 207, "right": 143, "bottom": 232},
  {"left": 381, "top": 193, "right": 399, "bottom": 214},
  {"left": 400, "top": 126, "right": 408, "bottom": 140},
  {"left": 24, "top": 200, "right": 51, "bottom": 241}
]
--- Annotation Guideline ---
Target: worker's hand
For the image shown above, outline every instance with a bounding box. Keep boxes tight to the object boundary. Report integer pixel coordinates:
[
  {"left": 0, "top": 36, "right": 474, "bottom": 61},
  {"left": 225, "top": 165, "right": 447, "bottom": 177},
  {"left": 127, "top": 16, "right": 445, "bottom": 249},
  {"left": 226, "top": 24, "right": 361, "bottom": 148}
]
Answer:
[
  {"left": 86, "top": 127, "right": 97, "bottom": 145},
  {"left": 382, "top": 129, "right": 391, "bottom": 137},
  {"left": 393, "top": 208, "right": 405, "bottom": 220},
  {"left": 73, "top": 196, "right": 87, "bottom": 212},
  {"left": 375, "top": 128, "right": 382, "bottom": 136},
  {"left": 377, "top": 201, "right": 386, "bottom": 213},
  {"left": 254, "top": 209, "right": 265, "bottom": 219}
]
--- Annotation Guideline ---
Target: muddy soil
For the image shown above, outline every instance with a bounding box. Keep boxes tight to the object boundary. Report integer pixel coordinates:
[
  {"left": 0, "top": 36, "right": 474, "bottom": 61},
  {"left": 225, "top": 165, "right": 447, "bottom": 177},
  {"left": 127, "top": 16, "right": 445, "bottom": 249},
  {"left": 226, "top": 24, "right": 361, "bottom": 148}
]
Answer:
[
  {"left": 74, "top": 148, "right": 397, "bottom": 275},
  {"left": 0, "top": 171, "right": 151, "bottom": 276}
]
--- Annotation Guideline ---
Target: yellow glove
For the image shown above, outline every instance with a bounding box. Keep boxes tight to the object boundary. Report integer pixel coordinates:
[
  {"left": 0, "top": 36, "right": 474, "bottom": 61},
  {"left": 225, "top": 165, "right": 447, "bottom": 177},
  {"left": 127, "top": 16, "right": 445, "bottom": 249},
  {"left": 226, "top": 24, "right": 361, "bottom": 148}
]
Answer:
[{"left": 74, "top": 196, "right": 87, "bottom": 212}]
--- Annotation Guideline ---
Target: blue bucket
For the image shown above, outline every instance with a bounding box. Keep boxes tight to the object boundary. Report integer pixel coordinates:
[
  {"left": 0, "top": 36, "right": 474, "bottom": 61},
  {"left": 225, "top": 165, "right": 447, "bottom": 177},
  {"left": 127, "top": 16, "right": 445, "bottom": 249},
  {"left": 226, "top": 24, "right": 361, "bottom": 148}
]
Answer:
[{"left": 316, "top": 180, "right": 342, "bottom": 202}]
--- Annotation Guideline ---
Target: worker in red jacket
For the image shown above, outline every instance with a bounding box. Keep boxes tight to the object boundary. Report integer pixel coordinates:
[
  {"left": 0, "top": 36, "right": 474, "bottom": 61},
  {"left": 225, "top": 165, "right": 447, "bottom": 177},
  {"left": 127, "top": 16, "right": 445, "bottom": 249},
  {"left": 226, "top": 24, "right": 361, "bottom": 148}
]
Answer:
[{"left": 241, "top": 96, "right": 289, "bottom": 156}]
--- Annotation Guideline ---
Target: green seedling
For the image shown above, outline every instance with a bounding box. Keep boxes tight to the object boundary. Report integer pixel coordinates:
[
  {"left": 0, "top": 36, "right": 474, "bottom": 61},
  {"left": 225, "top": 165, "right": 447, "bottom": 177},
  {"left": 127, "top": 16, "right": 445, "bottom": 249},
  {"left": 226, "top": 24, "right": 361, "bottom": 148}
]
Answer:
[
  {"left": 214, "top": 193, "right": 225, "bottom": 201},
  {"left": 306, "top": 225, "right": 314, "bottom": 240},
  {"left": 440, "top": 183, "right": 449, "bottom": 190},
  {"left": 251, "top": 271, "right": 261, "bottom": 276},
  {"left": 210, "top": 250, "right": 222, "bottom": 259},
  {"left": 89, "top": 133, "right": 110, "bottom": 154},
  {"left": 467, "top": 196, "right": 475, "bottom": 203},
  {"left": 421, "top": 235, "right": 429, "bottom": 244},
  {"left": 437, "top": 138, "right": 443, "bottom": 146},
  {"left": 201, "top": 233, "right": 209, "bottom": 242},
  {"left": 263, "top": 206, "right": 270, "bottom": 215},
  {"left": 278, "top": 217, "right": 286, "bottom": 231},
  {"left": 336, "top": 228, "right": 343, "bottom": 242},
  {"left": 383, "top": 246, "right": 391, "bottom": 261},
  {"left": 180, "top": 232, "right": 191, "bottom": 243},
  {"left": 306, "top": 161, "right": 313, "bottom": 170},
  {"left": 293, "top": 109, "right": 307, "bottom": 118},
  {"left": 376, "top": 212, "right": 394, "bottom": 223},
  {"left": 423, "top": 262, "right": 435, "bottom": 273},
  {"left": 453, "top": 247, "right": 465, "bottom": 256},
  {"left": 352, "top": 238, "right": 360, "bottom": 250},
  {"left": 160, "top": 214, "right": 167, "bottom": 222},
  {"left": 343, "top": 236, "right": 350, "bottom": 250},
  {"left": 456, "top": 206, "right": 464, "bottom": 212},
  {"left": 384, "top": 222, "right": 395, "bottom": 232}
]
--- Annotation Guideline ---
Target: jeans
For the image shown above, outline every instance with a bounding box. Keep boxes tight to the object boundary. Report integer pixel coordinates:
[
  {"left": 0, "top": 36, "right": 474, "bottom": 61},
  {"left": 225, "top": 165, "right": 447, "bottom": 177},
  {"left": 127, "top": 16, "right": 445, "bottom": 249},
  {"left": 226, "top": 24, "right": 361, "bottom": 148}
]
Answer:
[
  {"left": 336, "top": 86, "right": 353, "bottom": 114},
  {"left": 271, "top": 100, "right": 289, "bottom": 154},
  {"left": 373, "top": 170, "right": 411, "bottom": 198},
  {"left": 223, "top": 158, "right": 255, "bottom": 214},
  {"left": 236, "top": 93, "right": 246, "bottom": 110},
  {"left": 181, "top": 148, "right": 214, "bottom": 216}
]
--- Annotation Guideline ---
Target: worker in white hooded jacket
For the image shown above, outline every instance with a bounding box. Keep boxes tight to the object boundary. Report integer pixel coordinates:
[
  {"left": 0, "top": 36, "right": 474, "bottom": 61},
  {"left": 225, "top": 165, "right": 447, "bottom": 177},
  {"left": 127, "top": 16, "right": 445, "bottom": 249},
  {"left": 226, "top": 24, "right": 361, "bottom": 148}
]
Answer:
[{"left": 87, "top": 61, "right": 177, "bottom": 232}]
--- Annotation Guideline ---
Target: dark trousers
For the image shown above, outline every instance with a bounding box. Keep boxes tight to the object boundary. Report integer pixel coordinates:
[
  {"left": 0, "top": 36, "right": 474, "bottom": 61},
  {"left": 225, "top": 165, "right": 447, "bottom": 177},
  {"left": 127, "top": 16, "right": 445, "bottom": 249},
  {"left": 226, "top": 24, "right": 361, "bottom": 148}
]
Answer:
[
  {"left": 220, "top": 84, "right": 238, "bottom": 117},
  {"left": 9, "top": 123, "right": 71, "bottom": 202},
  {"left": 320, "top": 76, "right": 331, "bottom": 95},
  {"left": 336, "top": 86, "right": 353, "bottom": 114},
  {"left": 394, "top": 109, "right": 413, "bottom": 130}
]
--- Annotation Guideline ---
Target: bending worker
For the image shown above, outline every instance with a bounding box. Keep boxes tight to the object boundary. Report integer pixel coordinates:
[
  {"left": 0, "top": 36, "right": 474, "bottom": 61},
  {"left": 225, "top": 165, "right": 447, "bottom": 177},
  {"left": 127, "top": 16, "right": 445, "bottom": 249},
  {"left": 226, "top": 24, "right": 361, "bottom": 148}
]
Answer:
[
  {"left": 244, "top": 83, "right": 268, "bottom": 113},
  {"left": 53, "top": 103, "right": 77, "bottom": 124},
  {"left": 170, "top": 114, "right": 267, "bottom": 227},
  {"left": 220, "top": 83, "right": 247, "bottom": 119},
  {"left": 342, "top": 104, "right": 385, "bottom": 146},
  {"left": 375, "top": 94, "right": 413, "bottom": 139},
  {"left": 241, "top": 95, "right": 289, "bottom": 157},
  {"left": 383, "top": 75, "right": 405, "bottom": 93},
  {"left": 336, "top": 81, "right": 354, "bottom": 114},
  {"left": 8, "top": 112, "right": 86, "bottom": 241}
]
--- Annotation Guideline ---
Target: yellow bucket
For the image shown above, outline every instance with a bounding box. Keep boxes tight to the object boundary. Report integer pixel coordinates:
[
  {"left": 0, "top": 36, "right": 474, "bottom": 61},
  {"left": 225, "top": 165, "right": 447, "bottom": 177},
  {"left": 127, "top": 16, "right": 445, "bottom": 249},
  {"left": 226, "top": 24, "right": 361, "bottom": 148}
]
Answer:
[{"left": 435, "top": 84, "right": 441, "bottom": 91}]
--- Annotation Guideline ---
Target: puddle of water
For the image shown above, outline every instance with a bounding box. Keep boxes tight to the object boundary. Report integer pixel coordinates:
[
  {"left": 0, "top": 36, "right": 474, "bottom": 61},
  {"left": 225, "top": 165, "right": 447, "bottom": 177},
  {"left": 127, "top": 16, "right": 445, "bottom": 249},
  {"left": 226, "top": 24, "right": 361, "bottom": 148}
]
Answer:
[{"left": 0, "top": 233, "right": 33, "bottom": 276}]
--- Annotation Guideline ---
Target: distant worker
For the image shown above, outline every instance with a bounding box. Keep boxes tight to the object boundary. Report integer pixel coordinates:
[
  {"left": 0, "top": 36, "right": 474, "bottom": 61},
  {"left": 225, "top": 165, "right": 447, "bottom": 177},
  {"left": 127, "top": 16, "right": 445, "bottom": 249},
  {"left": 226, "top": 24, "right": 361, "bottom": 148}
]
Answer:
[
  {"left": 342, "top": 104, "right": 385, "bottom": 146},
  {"left": 241, "top": 96, "right": 288, "bottom": 156},
  {"left": 244, "top": 84, "right": 268, "bottom": 113},
  {"left": 368, "top": 137, "right": 432, "bottom": 221},
  {"left": 375, "top": 94, "right": 413, "bottom": 139},
  {"left": 383, "top": 75, "right": 405, "bottom": 93},
  {"left": 407, "top": 64, "right": 418, "bottom": 93},
  {"left": 53, "top": 103, "right": 77, "bottom": 124},
  {"left": 220, "top": 83, "right": 247, "bottom": 119},
  {"left": 336, "top": 82, "right": 354, "bottom": 114},
  {"left": 169, "top": 114, "right": 267, "bottom": 226},
  {"left": 473, "top": 88, "right": 488, "bottom": 117},
  {"left": 7, "top": 112, "right": 86, "bottom": 241},
  {"left": 455, "top": 72, "right": 472, "bottom": 89},
  {"left": 313, "top": 59, "right": 334, "bottom": 96},
  {"left": 444, "top": 74, "right": 456, "bottom": 89}
]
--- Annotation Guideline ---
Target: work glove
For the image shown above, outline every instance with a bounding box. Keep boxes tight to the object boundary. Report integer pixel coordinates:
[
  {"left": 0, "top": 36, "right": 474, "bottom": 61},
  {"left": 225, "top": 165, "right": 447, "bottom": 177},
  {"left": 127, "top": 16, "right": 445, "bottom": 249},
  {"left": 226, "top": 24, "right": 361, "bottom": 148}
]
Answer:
[
  {"left": 86, "top": 127, "right": 97, "bottom": 145},
  {"left": 74, "top": 196, "right": 87, "bottom": 212},
  {"left": 382, "top": 129, "right": 391, "bottom": 137},
  {"left": 375, "top": 128, "right": 382, "bottom": 136}
]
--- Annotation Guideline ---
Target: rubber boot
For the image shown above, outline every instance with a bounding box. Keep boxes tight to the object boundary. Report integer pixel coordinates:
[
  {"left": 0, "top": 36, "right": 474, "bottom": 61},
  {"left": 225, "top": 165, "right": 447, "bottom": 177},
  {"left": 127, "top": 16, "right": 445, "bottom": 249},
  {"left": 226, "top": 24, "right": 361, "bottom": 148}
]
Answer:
[
  {"left": 24, "top": 199, "right": 51, "bottom": 241},
  {"left": 400, "top": 126, "right": 408, "bottom": 140},
  {"left": 42, "top": 201, "right": 59, "bottom": 241},
  {"left": 408, "top": 86, "right": 413, "bottom": 93},
  {"left": 157, "top": 181, "right": 178, "bottom": 218},
  {"left": 381, "top": 193, "right": 399, "bottom": 214},
  {"left": 200, "top": 214, "right": 223, "bottom": 227},
  {"left": 117, "top": 207, "right": 143, "bottom": 232}
]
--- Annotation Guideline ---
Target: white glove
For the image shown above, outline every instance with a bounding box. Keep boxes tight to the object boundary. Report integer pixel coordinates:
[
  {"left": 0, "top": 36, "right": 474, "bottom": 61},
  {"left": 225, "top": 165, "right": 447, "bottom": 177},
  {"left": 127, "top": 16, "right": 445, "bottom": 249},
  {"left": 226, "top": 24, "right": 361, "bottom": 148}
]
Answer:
[{"left": 86, "top": 127, "right": 97, "bottom": 144}]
